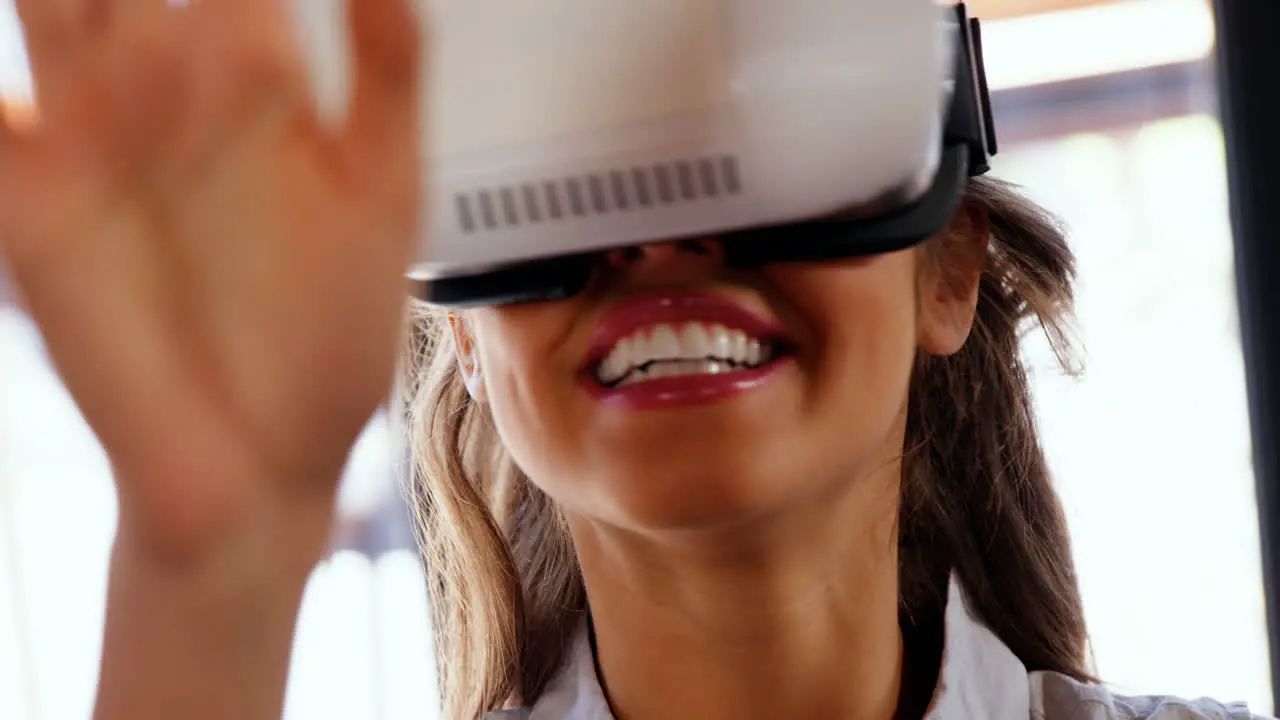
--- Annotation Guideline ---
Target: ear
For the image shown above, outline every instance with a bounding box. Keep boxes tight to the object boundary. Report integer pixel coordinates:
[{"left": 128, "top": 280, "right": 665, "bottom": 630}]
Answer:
[
  {"left": 448, "top": 313, "right": 488, "bottom": 403},
  {"left": 917, "top": 204, "right": 989, "bottom": 357}
]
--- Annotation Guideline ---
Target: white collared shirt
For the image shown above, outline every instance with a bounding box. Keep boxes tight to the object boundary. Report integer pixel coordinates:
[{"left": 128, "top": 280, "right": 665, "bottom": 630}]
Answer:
[{"left": 485, "top": 579, "right": 1268, "bottom": 720}]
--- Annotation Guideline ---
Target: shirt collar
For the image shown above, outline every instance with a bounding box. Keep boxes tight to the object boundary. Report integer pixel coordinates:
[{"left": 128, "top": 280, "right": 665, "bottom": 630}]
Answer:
[
  {"left": 926, "top": 578, "right": 1031, "bottom": 719},
  {"left": 486, "top": 576, "right": 1031, "bottom": 720}
]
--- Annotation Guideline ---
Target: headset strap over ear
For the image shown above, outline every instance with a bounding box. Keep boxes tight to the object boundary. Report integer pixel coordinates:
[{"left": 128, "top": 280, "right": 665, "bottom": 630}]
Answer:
[{"left": 948, "top": 3, "right": 998, "bottom": 177}]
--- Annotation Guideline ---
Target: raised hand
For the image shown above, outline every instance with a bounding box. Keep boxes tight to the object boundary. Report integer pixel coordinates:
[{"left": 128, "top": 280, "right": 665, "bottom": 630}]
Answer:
[
  {"left": 0, "top": 0, "right": 422, "bottom": 558},
  {"left": 0, "top": 2, "right": 423, "bottom": 716}
]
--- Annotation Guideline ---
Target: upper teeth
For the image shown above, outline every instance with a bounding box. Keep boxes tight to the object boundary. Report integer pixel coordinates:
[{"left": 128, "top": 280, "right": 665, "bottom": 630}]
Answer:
[{"left": 596, "top": 323, "right": 769, "bottom": 385}]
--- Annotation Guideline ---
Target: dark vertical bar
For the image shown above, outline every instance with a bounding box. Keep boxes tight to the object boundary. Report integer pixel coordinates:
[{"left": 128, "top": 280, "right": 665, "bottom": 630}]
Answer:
[
  {"left": 566, "top": 178, "right": 587, "bottom": 216},
  {"left": 522, "top": 184, "right": 543, "bottom": 223},
  {"left": 455, "top": 195, "right": 477, "bottom": 233},
  {"left": 500, "top": 187, "right": 520, "bottom": 226},
  {"left": 721, "top": 156, "right": 742, "bottom": 194},
  {"left": 676, "top": 161, "right": 698, "bottom": 200},
  {"left": 654, "top": 164, "right": 675, "bottom": 204},
  {"left": 699, "top": 158, "right": 721, "bottom": 197},
  {"left": 588, "top": 175, "right": 609, "bottom": 213},
  {"left": 610, "top": 171, "right": 631, "bottom": 210},
  {"left": 544, "top": 182, "right": 564, "bottom": 220},
  {"left": 477, "top": 191, "right": 498, "bottom": 230},
  {"left": 633, "top": 168, "right": 653, "bottom": 207},
  {"left": 1213, "top": 0, "right": 1280, "bottom": 703}
]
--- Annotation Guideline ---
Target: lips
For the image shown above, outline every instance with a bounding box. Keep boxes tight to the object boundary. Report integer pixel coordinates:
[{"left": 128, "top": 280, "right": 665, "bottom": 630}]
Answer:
[{"left": 579, "top": 292, "right": 796, "bottom": 410}]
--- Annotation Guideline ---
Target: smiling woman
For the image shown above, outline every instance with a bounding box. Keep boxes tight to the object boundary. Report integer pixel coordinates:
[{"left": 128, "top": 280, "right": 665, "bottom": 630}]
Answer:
[
  {"left": 404, "top": 176, "right": 1119, "bottom": 719},
  {"left": 0, "top": 0, "right": 1271, "bottom": 718}
]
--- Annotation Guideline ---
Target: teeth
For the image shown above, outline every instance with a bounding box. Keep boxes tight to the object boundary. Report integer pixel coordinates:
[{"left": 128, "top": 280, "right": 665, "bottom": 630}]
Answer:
[
  {"left": 598, "top": 336, "right": 629, "bottom": 383},
  {"left": 595, "top": 322, "right": 781, "bottom": 386},
  {"left": 680, "top": 323, "right": 713, "bottom": 358},
  {"left": 615, "top": 359, "right": 736, "bottom": 387},
  {"left": 730, "top": 332, "right": 748, "bottom": 365},
  {"left": 709, "top": 324, "right": 732, "bottom": 361},
  {"left": 649, "top": 325, "right": 681, "bottom": 360}
]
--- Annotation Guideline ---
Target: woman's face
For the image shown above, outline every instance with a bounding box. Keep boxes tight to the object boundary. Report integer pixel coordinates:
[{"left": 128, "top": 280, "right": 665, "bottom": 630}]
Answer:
[{"left": 453, "top": 215, "right": 984, "bottom": 533}]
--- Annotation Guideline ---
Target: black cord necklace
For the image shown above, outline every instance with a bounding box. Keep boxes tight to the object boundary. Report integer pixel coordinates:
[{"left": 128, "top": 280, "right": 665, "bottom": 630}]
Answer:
[{"left": 585, "top": 612, "right": 622, "bottom": 719}]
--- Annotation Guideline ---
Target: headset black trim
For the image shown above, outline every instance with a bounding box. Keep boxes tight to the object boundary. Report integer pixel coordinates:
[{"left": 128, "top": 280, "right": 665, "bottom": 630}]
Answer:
[
  {"left": 421, "top": 253, "right": 595, "bottom": 309},
  {"left": 421, "top": 2, "right": 996, "bottom": 309},
  {"left": 723, "top": 144, "right": 971, "bottom": 268},
  {"left": 950, "top": 3, "right": 997, "bottom": 175}
]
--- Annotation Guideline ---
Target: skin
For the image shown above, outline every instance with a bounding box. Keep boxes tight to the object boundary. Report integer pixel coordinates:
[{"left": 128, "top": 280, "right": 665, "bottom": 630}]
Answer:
[
  {"left": 0, "top": 0, "right": 987, "bottom": 716},
  {"left": 1, "top": 1, "right": 420, "bottom": 718},
  {"left": 452, "top": 217, "right": 988, "bottom": 718}
]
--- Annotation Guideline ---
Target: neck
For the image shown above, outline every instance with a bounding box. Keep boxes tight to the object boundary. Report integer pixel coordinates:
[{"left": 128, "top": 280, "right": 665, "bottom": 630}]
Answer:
[{"left": 569, "top": 461, "right": 910, "bottom": 720}]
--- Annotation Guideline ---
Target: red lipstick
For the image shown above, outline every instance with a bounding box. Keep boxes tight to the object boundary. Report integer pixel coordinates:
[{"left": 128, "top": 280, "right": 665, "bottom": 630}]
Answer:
[{"left": 579, "top": 292, "right": 794, "bottom": 411}]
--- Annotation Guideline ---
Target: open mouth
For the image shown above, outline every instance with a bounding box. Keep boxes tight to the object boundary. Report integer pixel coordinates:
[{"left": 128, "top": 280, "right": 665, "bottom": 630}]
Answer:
[{"left": 591, "top": 322, "right": 794, "bottom": 389}]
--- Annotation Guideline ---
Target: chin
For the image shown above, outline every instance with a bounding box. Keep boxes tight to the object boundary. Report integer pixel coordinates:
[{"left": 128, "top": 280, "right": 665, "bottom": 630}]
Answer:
[{"left": 584, "top": 450, "right": 806, "bottom": 534}]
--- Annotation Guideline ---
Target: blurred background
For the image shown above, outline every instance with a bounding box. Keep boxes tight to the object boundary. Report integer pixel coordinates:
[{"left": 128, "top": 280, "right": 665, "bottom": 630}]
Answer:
[{"left": 0, "top": 0, "right": 1271, "bottom": 717}]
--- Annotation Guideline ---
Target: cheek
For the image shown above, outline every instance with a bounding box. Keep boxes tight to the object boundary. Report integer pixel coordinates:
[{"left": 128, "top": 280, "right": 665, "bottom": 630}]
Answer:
[
  {"left": 775, "top": 257, "right": 921, "bottom": 460},
  {"left": 470, "top": 306, "right": 589, "bottom": 485}
]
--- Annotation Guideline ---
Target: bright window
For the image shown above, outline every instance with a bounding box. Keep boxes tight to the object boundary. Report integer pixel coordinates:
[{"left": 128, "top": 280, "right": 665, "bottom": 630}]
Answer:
[{"left": 997, "top": 116, "right": 1269, "bottom": 710}]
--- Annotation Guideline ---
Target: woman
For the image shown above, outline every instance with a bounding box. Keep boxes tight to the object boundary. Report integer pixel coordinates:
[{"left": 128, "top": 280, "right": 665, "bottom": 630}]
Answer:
[{"left": 0, "top": 1, "right": 1266, "bottom": 718}]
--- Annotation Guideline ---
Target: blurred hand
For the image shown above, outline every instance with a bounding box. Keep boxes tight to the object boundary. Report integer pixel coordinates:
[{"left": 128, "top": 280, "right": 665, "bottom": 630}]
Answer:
[{"left": 0, "top": 0, "right": 422, "bottom": 563}]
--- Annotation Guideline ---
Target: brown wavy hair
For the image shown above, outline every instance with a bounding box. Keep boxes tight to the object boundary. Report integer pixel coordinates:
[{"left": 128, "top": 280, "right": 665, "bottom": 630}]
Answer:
[{"left": 402, "top": 176, "right": 1093, "bottom": 718}]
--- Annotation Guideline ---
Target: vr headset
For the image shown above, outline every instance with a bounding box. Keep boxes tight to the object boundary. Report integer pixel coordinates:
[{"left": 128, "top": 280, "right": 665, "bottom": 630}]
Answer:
[{"left": 363, "top": 0, "right": 997, "bottom": 307}]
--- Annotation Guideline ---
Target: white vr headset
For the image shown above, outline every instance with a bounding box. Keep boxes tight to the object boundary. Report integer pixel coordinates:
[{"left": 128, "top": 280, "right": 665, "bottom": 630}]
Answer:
[{"left": 303, "top": 0, "right": 996, "bottom": 307}]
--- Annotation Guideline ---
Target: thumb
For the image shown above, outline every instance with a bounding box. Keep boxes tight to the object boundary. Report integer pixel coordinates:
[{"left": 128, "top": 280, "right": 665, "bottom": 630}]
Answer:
[{"left": 0, "top": 104, "right": 40, "bottom": 307}]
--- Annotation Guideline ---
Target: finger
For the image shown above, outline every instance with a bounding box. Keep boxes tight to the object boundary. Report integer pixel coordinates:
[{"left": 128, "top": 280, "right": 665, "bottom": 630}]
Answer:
[
  {"left": 184, "top": 0, "right": 308, "bottom": 121},
  {"left": 15, "top": 0, "right": 93, "bottom": 72},
  {"left": 344, "top": 0, "right": 422, "bottom": 170},
  {"left": 21, "top": 0, "right": 184, "bottom": 132},
  {"left": 0, "top": 105, "right": 42, "bottom": 271},
  {"left": 0, "top": 92, "right": 121, "bottom": 320},
  {"left": 0, "top": 128, "right": 17, "bottom": 287},
  {"left": 0, "top": 95, "right": 39, "bottom": 132}
]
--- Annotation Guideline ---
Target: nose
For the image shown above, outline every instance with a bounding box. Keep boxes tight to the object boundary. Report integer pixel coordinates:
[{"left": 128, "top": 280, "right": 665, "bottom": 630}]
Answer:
[{"left": 604, "top": 237, "right": 725, "bottom": 274}]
